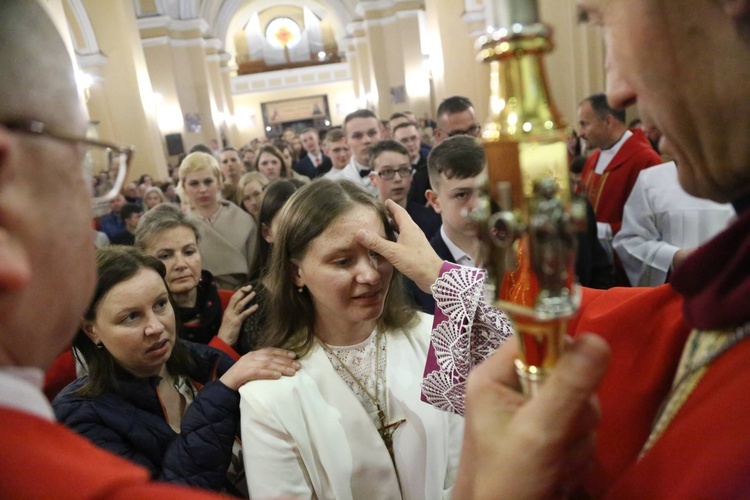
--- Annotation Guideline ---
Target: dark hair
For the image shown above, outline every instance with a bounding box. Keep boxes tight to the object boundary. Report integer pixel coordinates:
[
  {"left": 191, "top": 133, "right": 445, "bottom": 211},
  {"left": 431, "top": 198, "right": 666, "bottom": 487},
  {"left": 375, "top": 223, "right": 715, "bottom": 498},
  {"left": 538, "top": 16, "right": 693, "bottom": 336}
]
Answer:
[
  {"left": 255, "top": 144, "right": 291, "bottom": 178},
  {"left": 392, "top": 121, "right": 419, "bottom": 136},
  {"left": 221, "top": 146, "right": 238, "bottom": 154},
  {"left": 581, "top": 93, "right": 626, "bottom": 124},
  {"left": 368, "top": 139, "right": 410, "bottom": 168},
  {"left": 427, "top": 135, "right": 485, "bottom": 189},
  {"left": 259, "top": 179, "right": 417, "bottom": 355},
  {"left": 436, "top": 96, "right": 474, "bottom": 118},
  {"left": 343, "top": 109, "right": 379, "bottom": 135},
  {"left": 120, "top": 203, "right": 143, "bottom": 220},
  {"left": 73, "top": 246, "right": 194, "bottom": 398},
  {"left": 189, "top": 144, "right": 212, "bottom": 154},
  {"left": 251, "top": 179, "right": 302, "bottom": 279},
  {"left": 272, "top": 139, "right": 298, "bottom": 164},
  {"left": 299, "top": 127, "right": 318, "bottom": 137},
  {"left": 389, "top": 112, "right": 408, "bottom": 121}
]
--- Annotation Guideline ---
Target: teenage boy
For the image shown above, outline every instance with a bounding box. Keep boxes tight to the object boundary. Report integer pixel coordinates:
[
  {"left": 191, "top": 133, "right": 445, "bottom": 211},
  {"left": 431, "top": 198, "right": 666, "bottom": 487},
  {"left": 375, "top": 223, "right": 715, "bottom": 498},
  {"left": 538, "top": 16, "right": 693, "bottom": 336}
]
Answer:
[
  {"left": 368, "top": 140, "right": 440, "bottom": 240},
  {"left": 406, "top": 135, "right": 485, "bottom": 313}
]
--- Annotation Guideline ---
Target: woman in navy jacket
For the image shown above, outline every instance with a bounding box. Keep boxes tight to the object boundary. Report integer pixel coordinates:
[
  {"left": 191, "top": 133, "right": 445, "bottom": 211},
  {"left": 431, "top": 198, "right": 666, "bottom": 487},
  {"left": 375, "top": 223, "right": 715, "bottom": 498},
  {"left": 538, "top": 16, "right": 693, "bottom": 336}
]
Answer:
[{"left": 53, "top": 246, "right": 299, "bottom": 496}]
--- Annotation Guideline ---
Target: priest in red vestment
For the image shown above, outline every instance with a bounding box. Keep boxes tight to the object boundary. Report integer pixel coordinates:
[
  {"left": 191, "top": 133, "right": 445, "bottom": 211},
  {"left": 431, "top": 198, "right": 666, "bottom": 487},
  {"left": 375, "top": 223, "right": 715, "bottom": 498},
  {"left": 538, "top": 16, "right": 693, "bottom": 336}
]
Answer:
[{"left": 0, "top": 3, "right": 221, "bottom": 498}]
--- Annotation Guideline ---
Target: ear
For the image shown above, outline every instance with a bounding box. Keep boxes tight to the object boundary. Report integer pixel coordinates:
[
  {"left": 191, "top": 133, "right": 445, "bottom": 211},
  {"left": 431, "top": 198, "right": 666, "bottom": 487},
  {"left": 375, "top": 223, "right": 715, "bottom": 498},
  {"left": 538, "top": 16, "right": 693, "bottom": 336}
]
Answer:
[
  {"left": 0, "top": 128, "right": 32, "bottom": 293},
  {"left": 425, "top": 189, "right": 442, "bottom": 214},
  {"left": 261, "top": 223, "right": 273, "bottom": 244},
  {"left": 434, "top": 128, "right": 447, "bottom": 144},
  {"left": 81, "top": 319, "right": 99, "bottom": 345},
  {"left": 290, "top": 260, "right": 305, "bottom": 288},
  {"left": 369, "top": 171, "right": 379, "bottom": 186}
]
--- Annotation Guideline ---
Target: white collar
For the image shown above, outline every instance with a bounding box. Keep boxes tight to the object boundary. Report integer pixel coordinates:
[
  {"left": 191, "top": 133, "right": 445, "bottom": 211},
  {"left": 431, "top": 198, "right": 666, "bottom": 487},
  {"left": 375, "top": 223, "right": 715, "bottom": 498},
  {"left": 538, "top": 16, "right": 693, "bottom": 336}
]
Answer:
[
  {"left": 440, "top": 226, "right": 476, "bottom": 267},
  {"left": 0, "top": 366, "right": 56, "bottom": 421}
]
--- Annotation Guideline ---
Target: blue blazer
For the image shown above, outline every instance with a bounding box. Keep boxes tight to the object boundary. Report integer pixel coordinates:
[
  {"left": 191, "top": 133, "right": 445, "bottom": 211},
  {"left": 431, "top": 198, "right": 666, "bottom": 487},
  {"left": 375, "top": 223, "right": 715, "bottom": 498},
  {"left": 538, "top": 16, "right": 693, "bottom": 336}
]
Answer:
[{"left": 295, "top": 154, "right": 332, "bottom": 179}]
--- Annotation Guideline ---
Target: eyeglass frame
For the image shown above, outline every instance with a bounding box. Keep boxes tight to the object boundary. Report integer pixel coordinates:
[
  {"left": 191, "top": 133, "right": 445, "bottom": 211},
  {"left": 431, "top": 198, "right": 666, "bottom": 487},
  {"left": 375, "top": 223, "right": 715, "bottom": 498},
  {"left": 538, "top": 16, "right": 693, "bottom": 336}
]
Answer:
[
  {"left": 373, "top": 166, "right": 414, "bottom": 180},
  {"left": 445, "top": 123, "right": 482, "bottom": 138},
  {"left": 1, "top": 119, "right": 134, "bottom": 204}
]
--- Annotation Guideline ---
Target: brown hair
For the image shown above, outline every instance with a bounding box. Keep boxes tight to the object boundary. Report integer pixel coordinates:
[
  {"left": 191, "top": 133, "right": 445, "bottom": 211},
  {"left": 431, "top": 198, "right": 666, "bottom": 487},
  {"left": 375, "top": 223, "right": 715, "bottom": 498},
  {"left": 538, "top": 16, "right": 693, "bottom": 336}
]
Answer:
[
  {"left": 73, "top": 246, "right": 194, "bottom": 397},
  {"left": 259, "top": 179, "right": 417, "bottom": 355},
  {"left": 254, "top": 144, "right": 292, "bottom": 178}
]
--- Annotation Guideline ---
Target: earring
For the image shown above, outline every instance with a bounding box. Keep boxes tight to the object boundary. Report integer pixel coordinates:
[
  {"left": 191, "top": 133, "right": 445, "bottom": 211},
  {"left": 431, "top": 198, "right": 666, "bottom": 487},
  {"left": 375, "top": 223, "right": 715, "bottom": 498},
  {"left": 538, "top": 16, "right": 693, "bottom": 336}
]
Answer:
[
  {"left": 96, "top": 343, "right": 104, "bottom": 350},
  {"left": 297, "top": 286, "right": 304, "bottom": 294}
]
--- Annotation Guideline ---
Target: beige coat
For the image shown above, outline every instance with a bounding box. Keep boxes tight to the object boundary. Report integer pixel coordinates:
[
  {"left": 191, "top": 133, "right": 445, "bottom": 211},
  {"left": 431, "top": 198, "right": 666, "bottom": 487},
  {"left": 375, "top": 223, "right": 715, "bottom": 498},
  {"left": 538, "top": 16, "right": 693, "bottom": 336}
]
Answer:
[{"left": 188, "top": 201, "right": 257, "bottom": 290}]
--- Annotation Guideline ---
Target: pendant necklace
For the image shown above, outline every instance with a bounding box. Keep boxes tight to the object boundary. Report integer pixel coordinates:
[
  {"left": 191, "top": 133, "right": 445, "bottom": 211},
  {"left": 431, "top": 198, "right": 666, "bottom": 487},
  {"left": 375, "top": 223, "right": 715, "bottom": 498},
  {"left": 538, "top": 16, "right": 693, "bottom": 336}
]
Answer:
[{"left": 321, "top": 331, "right": 406, "bottom": 469}]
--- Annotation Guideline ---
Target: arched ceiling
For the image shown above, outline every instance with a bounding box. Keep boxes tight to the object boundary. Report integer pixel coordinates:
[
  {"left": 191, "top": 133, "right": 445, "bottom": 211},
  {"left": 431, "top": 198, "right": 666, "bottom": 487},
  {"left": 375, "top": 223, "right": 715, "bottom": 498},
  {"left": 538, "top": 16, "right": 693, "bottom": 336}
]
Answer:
[
  {"left": 216, "top": 0, "right": 354, "bottom": 59},
  {"left": 143, "top": 0, "right": 358, "bottom": 51}
]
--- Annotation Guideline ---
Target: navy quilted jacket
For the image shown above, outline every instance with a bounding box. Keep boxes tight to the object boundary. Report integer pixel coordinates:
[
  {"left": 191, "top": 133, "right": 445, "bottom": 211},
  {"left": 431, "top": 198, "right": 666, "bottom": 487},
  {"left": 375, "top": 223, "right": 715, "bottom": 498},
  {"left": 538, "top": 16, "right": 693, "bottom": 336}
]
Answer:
[{"left": 52, "top": 341, "right": 239, "bottom": 492}]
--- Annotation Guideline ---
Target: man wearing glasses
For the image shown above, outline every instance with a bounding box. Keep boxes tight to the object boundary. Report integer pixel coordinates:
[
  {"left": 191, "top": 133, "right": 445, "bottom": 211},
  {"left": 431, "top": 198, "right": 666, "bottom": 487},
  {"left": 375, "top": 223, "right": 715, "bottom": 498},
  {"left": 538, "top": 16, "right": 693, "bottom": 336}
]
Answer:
[
  {"left": 0, "top": 2, "right": 218, "bottom": 497},
  {"left": 368, "top": 140, "right": 440, "bottom": 240},
  {"left": 434, "top": 96, "right": 482, "bottom": 144}
]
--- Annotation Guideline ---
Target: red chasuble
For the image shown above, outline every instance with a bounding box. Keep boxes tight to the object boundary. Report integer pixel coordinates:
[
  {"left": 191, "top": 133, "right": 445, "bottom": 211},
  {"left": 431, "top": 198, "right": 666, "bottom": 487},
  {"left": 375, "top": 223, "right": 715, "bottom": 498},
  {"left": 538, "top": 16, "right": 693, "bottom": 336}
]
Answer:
[
  {"left": 582, "top": 129, "right": 662, "bottom": 235},
  {"left": 573, "top": 207, "right": 750, "bottom": 498}
]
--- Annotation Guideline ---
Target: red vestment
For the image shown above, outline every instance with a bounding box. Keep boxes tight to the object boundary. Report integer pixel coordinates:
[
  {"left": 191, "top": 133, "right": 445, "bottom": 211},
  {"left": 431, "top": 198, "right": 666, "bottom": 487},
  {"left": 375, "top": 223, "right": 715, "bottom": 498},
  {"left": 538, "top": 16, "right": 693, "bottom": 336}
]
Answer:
[
  {"left": 582, "top": 129, "right": 662, "bottom": 235},
  {"left": 573, "top": 207, "right": 750, "bottom": 498},
  {"left": 0, "top": 408, "right": 224, "bottom": 498}
]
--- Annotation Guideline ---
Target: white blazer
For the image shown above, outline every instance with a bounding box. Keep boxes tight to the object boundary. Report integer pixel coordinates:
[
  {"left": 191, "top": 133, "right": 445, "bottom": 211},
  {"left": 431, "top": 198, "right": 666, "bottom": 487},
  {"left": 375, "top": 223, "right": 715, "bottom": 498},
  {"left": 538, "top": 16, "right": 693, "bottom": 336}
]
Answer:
[{"left": 239, "top": 313, "right": 463, "bottom": 500}]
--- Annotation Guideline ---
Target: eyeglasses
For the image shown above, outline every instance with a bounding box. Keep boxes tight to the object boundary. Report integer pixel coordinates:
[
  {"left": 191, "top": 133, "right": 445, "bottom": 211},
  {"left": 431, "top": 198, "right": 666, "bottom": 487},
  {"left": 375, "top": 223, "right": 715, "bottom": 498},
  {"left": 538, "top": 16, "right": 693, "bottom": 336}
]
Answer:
[
  {"left": 374, "top": 166, "right": 414, "bottom": 180},
  {"left": 446, "top": 124, "right": 482, "bottom": 138},
  {"left": 2, "top": 119, "right": 134, "bottom": 204}
]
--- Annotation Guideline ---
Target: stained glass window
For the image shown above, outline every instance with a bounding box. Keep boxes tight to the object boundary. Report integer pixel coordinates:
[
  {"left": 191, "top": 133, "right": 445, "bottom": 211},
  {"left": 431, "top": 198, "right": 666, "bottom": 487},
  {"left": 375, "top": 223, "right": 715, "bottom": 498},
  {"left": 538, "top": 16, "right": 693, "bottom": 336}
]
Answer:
[{"left": 265, "top": 17, "right": 302, "bottom": 49}]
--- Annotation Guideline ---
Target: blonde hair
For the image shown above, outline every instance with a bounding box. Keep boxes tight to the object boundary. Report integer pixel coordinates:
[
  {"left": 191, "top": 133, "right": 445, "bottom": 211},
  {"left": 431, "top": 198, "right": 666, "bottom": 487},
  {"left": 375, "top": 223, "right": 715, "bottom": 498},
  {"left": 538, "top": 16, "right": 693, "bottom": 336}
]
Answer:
[
  {"left": 236, "top": 171, "right": 270, "bottom": 208},
  {"left": 178, "top": 152, "right": 223, "bottom": 190},
  {"left": 143, "top": 186, "right": 166, "bottom": 209}
]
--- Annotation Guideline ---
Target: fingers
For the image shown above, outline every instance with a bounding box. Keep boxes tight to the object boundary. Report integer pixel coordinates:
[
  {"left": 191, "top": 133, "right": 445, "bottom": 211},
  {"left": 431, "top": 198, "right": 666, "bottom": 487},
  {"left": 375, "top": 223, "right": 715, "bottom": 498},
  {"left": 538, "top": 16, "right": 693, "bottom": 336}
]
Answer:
[
  {"left": 383, "top": 199, "right": 417, "bottom": 230},
  {"left": 229, "top": 284, "right": 254, "bottom": 305},
  {"left": 529, "top": 334, "right": 610, "bottom": 436},
  {"left": 356, "top": 228, "right": 396, "bottom": 259},
  {"left": 238, "top": 303, "right": 259, "bottom": 320},
  {"left": 221, "top": 348, "right": 301, "bottom": 389},
  {"left": 235, "top": 291, "right": 257, "bottom": 310}
]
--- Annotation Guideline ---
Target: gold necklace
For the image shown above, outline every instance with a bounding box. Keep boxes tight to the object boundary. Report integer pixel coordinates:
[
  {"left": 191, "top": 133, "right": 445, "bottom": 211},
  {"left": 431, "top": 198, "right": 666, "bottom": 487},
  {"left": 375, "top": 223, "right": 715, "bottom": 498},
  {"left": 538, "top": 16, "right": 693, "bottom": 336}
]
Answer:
[{"left": 320, "top": 331, "right": 406, "bottom": 464}]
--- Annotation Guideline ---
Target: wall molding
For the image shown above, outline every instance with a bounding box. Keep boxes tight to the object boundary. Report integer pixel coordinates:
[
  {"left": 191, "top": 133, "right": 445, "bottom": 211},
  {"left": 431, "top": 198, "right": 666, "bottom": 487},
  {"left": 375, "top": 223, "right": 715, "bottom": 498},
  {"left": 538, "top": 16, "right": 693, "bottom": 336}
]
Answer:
[{"left": 231, "top": 61, "right": 351, "bottom": 94}]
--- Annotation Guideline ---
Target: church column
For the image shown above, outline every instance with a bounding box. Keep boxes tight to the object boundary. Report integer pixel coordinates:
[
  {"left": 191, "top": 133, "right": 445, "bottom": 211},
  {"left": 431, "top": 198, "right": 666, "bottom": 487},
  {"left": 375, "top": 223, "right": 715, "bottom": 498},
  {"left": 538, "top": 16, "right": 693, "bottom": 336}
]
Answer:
[
  {"left": 396, "top": 10, "right": 431, "bottom": 118},
  {"left": 220, "top": 53, "right": 242, "bottom": 147},
  {"left": 348, "top": 22, "right": 375, "bottom": 111},
  {"left": 140, "top": 18, "right": 185, "bottom": 164},
  {"left": 81, "top": 0, "right": 168, "bottom": 180}
]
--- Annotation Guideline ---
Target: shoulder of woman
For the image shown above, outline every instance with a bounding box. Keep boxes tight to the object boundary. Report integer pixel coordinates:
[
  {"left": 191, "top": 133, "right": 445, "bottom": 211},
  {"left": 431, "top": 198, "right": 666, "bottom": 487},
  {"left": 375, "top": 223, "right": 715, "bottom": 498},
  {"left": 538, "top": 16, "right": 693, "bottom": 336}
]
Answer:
[{"left": 180, "top": 340, "right": 234, "bottom": 380}]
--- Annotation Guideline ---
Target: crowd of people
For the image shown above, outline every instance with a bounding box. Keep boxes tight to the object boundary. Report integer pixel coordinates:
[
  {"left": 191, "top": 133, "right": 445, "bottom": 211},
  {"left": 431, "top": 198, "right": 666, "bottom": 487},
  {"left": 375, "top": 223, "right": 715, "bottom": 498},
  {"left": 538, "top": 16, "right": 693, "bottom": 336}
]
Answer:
[{"left": 3, "top": 0, "right": 750, "bottom": 498}]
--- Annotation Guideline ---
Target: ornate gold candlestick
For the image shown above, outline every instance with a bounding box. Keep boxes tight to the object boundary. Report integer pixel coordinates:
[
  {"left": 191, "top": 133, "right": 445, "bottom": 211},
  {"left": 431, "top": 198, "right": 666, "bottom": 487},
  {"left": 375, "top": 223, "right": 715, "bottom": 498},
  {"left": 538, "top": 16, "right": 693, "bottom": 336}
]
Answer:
[{"left": 476, "top": 0, "right": 586, "bottom": 395}]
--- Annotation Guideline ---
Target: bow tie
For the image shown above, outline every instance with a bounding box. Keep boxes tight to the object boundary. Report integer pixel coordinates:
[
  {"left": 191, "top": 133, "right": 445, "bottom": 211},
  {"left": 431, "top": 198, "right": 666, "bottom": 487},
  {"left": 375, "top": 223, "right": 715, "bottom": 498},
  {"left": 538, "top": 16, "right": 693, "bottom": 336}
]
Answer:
[{"left": 359, "top": 168, "right": 371, "bottom": 178}]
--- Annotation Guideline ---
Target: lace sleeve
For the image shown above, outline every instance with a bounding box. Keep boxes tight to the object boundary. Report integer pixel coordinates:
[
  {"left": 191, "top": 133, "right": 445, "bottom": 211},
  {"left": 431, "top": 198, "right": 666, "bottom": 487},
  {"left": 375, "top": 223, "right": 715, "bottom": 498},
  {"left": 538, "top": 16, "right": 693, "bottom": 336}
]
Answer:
[{"left": 421, "top": 262, "right": 514, "bottom": 416}]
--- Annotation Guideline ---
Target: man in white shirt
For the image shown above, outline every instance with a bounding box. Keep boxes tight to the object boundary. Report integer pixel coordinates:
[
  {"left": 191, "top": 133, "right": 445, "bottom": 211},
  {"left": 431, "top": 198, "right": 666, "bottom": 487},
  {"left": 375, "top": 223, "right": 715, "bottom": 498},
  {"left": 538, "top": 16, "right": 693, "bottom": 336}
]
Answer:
[
  {"left": 326, "top": 109, "right": 380, "bottom": 196},
  {"left": 321, "top": 128, "right": 351, "bottom": 174},
  {"left": 613, "top": 160, "right": 735, "bottom": 286},
  {"left": 296, "top": 127, "right": 331, "bottom": 178}
]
